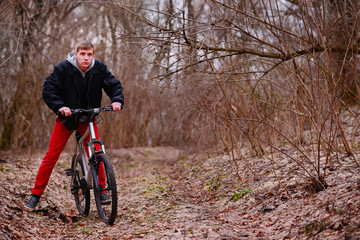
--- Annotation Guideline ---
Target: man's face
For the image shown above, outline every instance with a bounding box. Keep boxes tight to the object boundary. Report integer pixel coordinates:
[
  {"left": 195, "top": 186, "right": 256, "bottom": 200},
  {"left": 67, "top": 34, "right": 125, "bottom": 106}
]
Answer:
[{"left": 75, "top": 48, "right": 94, "bottom": 71}]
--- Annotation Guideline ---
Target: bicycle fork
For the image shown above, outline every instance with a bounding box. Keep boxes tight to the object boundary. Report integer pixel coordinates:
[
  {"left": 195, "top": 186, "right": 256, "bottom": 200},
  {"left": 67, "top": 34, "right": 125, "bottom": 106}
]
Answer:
[{"left": 87, "top": 121, "right": 107, "bottom": 192}]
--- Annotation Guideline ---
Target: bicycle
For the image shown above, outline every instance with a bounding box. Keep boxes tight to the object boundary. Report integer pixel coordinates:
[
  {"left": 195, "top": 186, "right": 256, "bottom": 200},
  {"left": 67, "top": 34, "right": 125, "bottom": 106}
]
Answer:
[{"left": 65, "top": 106, "right": 118, "bottom": 225}]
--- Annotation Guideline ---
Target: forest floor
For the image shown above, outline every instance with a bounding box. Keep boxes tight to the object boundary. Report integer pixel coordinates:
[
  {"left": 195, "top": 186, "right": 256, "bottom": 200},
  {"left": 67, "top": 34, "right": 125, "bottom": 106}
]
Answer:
[{"left": 0, "top": 145, "right": 359, "bottom": 239}]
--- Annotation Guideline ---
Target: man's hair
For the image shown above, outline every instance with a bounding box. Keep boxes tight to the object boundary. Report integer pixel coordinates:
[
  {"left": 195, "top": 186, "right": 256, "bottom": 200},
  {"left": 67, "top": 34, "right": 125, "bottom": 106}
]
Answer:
[{"left": 75, "top": 42, "right": 94, "bottom": 53}]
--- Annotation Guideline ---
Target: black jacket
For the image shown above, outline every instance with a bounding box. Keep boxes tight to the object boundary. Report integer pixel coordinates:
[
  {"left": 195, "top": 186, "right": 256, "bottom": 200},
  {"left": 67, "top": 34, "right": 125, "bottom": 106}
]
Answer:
[{"left": 42, "top": 59, "right": 124, "bottom": 130}]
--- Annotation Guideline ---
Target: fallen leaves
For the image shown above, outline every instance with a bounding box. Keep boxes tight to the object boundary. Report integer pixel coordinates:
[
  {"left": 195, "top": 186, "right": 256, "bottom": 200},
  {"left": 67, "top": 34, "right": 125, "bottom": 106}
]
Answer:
[{"left": 0, "top": 147, "right": 359, "bottom": 239}]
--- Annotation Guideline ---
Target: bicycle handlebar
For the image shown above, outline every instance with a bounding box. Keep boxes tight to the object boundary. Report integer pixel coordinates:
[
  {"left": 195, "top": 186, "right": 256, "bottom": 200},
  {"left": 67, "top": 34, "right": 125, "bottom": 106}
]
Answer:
[{"left": 70, "top": 106, "right": 113, "bottom": 115}]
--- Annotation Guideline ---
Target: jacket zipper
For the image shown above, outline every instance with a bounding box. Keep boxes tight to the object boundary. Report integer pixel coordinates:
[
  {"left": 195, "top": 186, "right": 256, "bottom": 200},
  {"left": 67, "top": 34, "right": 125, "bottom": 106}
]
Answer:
[{"left": 87, "top": 74, "right": 93, "bottom": 109}]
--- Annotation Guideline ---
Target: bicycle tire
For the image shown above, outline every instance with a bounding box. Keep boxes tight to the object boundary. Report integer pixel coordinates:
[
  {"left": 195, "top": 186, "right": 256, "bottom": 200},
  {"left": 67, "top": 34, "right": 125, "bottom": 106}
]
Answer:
[
  {"left": 71, "top": 154, "right": 90, "bottom": 216},
  {"left": 92, "top": 153, "right": 118, "bottom": 225}
]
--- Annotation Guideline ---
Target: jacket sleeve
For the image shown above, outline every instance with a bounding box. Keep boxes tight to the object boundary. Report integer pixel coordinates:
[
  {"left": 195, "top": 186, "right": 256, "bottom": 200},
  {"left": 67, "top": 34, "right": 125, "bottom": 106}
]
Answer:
[
  {"left": 101, "top": 62, "right": 125, "bottom": 107},
  {"left": 42, "top": 62, "right": 66, "bottom": 113}
]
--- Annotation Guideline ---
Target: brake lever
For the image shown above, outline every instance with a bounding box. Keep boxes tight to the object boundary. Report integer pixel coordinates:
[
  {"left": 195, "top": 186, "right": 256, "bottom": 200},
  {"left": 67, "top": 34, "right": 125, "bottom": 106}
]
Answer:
[{"left": 104, "top": 106, "right": 113, "bottom": 111}]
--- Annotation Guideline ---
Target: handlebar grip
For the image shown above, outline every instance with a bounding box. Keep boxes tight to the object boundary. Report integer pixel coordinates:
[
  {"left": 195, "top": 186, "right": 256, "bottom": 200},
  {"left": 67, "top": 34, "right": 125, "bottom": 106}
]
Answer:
[{"left": 70, "top": 109, "right": 81, "bottom": 114}]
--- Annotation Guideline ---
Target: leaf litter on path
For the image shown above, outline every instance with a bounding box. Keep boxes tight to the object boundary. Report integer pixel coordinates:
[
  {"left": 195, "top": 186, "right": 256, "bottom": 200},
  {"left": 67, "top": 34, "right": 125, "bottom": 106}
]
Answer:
[{"left": 0, "top": 146, "right": 359, "bottom": 239}]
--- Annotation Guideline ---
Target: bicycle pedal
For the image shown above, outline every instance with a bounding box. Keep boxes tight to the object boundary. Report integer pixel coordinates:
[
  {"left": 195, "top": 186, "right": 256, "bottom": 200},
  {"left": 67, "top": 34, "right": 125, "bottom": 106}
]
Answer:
[{"left": 66, "top": 168, "right": 76, "bottom": 176}]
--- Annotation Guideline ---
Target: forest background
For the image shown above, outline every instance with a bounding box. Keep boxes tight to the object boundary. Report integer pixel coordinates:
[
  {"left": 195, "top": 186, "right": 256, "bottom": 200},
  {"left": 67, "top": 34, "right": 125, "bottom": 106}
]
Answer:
[{"left": 1, "top": 0, "right": 360, "bottom": 191}]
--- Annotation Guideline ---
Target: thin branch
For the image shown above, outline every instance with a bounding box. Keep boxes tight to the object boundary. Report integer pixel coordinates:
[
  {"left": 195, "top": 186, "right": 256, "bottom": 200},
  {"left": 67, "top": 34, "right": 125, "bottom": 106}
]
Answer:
[{"left": 0, "top": 30, "right": 21, "bottom": 68}]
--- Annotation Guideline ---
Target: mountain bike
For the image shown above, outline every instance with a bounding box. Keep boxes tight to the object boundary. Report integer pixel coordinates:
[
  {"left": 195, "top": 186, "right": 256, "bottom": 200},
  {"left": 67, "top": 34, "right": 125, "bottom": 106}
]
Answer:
[{"left": 65, "top": 106, "right": 118, "bottom": 225}]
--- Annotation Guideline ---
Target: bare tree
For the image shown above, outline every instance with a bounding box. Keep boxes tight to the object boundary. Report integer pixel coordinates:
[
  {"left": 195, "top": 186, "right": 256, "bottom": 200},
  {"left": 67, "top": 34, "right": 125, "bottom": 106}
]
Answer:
[
  {"left": 0, "top": 1, "right": 99, "bottom": 149},
  {"left": 109, "top": 0, "right": 360, "bottom": 188},
  {"left": 1, "top": 1, "right": 360, "bottom": 190}
]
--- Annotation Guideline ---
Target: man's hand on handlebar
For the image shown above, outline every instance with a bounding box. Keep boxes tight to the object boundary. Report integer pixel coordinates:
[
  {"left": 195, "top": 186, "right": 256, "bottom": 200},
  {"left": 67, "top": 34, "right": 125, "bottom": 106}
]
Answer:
[
  {"left": 112, "top": 102, "right": 122, "bottom": 111},
  {"left": 59, "top": 106, "right": 72, "bottom": 116},
  {"left": 59, "top": 103, "right": 121, "bottom": 116}
]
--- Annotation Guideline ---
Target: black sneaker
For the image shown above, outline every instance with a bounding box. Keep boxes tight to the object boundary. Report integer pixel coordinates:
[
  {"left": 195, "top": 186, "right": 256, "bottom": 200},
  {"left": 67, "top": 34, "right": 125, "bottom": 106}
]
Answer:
[
  {"left": 24, "top": 194, "right": 40, "bottom": 210},
  {"left": 100, "top": 192, "right": 111, "bottom": 204}
]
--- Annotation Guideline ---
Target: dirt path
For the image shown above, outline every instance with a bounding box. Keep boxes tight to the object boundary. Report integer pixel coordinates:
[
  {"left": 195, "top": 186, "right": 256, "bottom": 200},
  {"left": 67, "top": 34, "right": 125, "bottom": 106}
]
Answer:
[{"left": 0, "top": 147, "right": 359, "bottom": 239}]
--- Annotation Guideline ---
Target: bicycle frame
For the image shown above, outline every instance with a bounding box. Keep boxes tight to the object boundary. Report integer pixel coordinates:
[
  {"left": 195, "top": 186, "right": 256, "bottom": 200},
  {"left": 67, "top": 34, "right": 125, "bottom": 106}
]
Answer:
[
  {"left": 76, "top": 127, "right": 93, "bottom": 190},
  {"left": 76, "top": 110, "right": 107, "bottom": 190}
]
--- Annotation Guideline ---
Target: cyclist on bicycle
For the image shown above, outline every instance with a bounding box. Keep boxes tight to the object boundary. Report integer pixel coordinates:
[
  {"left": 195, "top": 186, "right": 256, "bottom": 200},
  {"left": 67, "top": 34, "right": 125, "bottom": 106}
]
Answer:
[{"left": 25, "top": 42, "right": 124, "bottom": 209}]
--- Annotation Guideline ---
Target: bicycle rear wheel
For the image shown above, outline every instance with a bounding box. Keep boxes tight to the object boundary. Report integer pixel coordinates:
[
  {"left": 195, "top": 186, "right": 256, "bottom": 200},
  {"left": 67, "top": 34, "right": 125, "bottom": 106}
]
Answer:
[
  {"left": 71, "top": 154, "right": 90, "bottom": 216},
  {"left": 92, "top": 153, "right": 118, "bottom": 225}
]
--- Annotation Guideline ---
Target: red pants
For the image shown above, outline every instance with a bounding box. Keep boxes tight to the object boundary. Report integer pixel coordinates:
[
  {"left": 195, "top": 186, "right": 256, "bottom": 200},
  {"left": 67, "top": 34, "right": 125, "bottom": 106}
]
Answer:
[{"left": 32, "top": 117, "right": 105, "bottom": 196}]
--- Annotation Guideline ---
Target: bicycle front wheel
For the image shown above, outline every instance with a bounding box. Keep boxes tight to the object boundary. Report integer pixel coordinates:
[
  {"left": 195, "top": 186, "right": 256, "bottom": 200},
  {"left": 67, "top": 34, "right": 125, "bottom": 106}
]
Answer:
[
  {"left": 92, "top": 153, "right": 118, "bottom": 225},
  {"left": 71, "top": 154, "right": 90, "bottom": 216}
]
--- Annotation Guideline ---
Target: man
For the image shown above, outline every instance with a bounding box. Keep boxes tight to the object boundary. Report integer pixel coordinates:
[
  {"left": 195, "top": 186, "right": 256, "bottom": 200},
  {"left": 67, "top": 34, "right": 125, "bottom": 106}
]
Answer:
[{"left": 25, "top": 42, "right": 124, "bottom": 209}]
